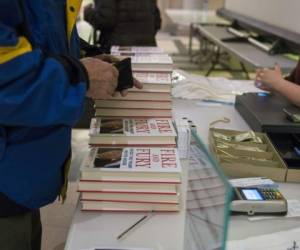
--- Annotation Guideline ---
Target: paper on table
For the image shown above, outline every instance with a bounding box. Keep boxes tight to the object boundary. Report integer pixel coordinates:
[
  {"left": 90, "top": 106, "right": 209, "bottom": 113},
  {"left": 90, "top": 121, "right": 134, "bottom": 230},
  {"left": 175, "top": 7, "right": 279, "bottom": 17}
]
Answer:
[
  {"left": 229, "top": 177, "right": 277, "bottom": 188},
  {"left": 226, "top": 227, "right": 300, "bottom": 250},
  {"left": 248, "top": 200, "right": 300, "bottom": 221},
  {"left": 82, "top": 248, "right": 154, "bottom": 250},
  {"left": 172, "top": 74, "right": 266, "bottom": 101}
]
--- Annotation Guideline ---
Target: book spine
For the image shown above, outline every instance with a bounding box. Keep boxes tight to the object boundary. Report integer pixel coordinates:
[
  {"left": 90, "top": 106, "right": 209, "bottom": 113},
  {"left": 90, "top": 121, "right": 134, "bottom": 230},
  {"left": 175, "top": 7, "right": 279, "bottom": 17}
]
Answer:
[
  {"left": 79, "top": 179, "right": 181, "bottom": 184},
  {"left": 88, "top": 144, "right": 177, "bottom": 147},
  {"left": 77, "top": 190, "right": 178, "bottom": 195},
  {"left": 80, "top": 199, "right": 179, "bottom": 205}
]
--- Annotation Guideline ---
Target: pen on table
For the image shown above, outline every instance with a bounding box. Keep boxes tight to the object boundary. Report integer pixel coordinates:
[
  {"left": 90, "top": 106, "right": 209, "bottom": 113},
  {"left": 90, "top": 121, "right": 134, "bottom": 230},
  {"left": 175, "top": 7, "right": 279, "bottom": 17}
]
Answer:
[
  {"left": 196, "top": 101, "right": 223, "bottom": 107},
  {"left": 117, "top": 210, "right": 154, "bottom": 240}
]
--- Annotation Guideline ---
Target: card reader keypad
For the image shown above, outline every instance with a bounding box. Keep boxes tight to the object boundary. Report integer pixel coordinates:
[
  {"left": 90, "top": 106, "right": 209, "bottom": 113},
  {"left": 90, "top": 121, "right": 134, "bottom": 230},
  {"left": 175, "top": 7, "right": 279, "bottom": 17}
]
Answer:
[{"left": 260, "top": 188, "right": 283, "bottom": 200}]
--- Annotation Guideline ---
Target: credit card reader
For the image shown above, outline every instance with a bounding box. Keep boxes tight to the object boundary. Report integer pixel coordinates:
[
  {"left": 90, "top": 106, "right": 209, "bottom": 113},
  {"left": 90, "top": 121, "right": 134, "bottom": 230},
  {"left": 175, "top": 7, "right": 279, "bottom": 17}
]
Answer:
[{"left": 231, "top": 187, "right": 288, "bottom": 215}]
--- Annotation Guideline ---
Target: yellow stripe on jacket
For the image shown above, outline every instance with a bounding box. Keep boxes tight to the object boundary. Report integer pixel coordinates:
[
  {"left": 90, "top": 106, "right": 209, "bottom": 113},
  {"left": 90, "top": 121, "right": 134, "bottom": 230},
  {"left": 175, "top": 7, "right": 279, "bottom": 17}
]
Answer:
[
  {"left": 0, "top": 37, "right": 32, "bottom": 64},
  {"left": 66, "top": 0, "right": 83, "bottom": 42}
]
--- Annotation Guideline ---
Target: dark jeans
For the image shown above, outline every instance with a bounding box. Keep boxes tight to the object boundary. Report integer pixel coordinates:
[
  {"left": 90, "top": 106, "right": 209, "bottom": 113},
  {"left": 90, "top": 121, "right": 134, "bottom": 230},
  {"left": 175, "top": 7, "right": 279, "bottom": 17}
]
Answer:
[{"left": 0, "top": 210, "right": 42, "bottom": 250}]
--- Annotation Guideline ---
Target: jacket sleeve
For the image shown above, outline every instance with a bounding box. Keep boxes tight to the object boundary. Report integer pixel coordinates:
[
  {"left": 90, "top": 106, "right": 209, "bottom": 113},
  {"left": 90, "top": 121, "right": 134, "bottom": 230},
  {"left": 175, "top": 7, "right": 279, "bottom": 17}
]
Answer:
[
  {"left": 0, "top": 22, "right": 88, "bottom": 127},
  {"left": 285, "top": 68, "right": 296, "bottom": 82},
  {"left": 84, "top": 0, "right": 117, "bottom": 30},
  {"left": 285, "top": 58, "right": 300, "bottom": 83}
]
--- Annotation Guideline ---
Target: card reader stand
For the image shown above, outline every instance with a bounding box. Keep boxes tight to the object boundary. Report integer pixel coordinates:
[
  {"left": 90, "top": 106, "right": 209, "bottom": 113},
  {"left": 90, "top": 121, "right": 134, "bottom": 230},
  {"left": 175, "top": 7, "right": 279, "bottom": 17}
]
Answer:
[{"left": 231, "top": 187, "right": 288, "bottom": 216}]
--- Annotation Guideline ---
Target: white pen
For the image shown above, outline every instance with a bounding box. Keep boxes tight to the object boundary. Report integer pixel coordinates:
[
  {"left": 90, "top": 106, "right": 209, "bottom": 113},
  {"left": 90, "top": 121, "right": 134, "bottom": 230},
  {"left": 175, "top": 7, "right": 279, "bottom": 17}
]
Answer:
[{"left": 197, "top": 102, "right": 223, "bottom": 107}]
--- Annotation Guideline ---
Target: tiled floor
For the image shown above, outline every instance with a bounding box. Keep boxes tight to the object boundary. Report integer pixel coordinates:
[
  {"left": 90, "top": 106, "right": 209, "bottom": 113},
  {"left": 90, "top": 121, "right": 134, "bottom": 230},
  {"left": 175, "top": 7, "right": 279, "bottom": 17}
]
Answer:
[{"left": 41, "top": 182, "right": 79, "bottom": 250}]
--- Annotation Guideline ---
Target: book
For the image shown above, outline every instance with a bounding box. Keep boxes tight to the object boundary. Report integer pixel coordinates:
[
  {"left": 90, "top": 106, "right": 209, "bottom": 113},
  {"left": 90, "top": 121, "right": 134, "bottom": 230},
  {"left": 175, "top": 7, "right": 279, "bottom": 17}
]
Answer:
[
  {"left": 81, "top": 192, "right": 180, "bottom": 204},
  {"left": 94, "top": 100, "right": 172, "bottom": 110},
  {"left": 128, "top": 87, "right": 171, "bottom": 93},
  {"left": 104, "top": 91, "right": 172, "bottom": 102},
  {"left": 81, "top": 200, "right": 180, "bottom": 212},
  {"left": 132, "top": 72, "right": 172, "bottom": 92},
  {"left": 111, "top": 46, "right": 165, "bottom": 55},
  {"left": 83, "top": 248, "right": 153, "bottom": 250},
  {"left": 81, "top": 147, "right": 181, "bottom": 183},
  {"left": 95, "top": 108, "right": 172, "bottom": 118},
  {"left": 78, "top": 181, "right": 178, "bottom": 194},
  {"left": 89, "top": 118, "right": 177, "bottom": 147},
  {"left": 131, "top": 55, "right": 173, "bottom": 73}
]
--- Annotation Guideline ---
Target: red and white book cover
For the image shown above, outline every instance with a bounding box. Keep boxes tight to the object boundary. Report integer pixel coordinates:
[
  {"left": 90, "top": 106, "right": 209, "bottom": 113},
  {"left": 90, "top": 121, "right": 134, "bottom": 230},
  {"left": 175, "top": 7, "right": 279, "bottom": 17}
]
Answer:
[
  {"left": 78, "top": 147, "right": 181, "bottom": 194},
  {"left": 89, "top": 118, "right": 176, "bottom": 138},
  {"left": 82, "top": 147, "right": 181, "bottom": 176}
]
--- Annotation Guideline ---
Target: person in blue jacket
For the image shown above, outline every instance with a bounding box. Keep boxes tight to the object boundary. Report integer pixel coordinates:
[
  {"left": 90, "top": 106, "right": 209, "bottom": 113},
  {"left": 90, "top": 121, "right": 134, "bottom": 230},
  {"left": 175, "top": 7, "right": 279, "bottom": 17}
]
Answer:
[{"left": 0, "top": 1, "right": 140, "bottom": 249}]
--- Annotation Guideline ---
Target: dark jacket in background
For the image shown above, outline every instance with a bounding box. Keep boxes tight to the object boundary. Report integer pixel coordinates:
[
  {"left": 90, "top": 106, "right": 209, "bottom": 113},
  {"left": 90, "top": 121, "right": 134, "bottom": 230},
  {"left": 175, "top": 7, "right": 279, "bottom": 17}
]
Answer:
[
  {"left": 286, "top": 59, "right": 300, "bottom": 85},
  {"left": 84, "top": 0, "right": 161, "bottom": 52}
]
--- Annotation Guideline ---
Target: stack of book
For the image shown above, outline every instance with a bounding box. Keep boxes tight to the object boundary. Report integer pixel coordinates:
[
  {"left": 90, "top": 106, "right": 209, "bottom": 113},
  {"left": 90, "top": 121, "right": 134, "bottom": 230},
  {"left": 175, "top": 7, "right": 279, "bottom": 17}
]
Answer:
[
  {"left": 78, "top": 46, "right": 181, "bottom": 212},
  {"left": 89, "top": 117, "right": 177, "bottom": 147},
  {"left": 78, "top": 147, "right": 181, "bottom": 212},
  {"left": 95, "top": 46, "right": 173, "bottom": 119},
  {"left": 111, "top": 45, "right": 165, "bottom": 56}
]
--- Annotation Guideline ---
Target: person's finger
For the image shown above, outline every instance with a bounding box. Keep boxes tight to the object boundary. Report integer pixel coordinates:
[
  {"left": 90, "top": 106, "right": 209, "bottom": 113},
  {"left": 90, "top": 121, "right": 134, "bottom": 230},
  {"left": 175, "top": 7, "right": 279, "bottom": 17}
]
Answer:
[
  {"left": 275, "top": 63, "right": 282, "bottom": 74},
  {"left": 91, "top": 89, "right": 110, "bottom": 100},
  {"left": 258, "top": 72, "right": 264, "bottom": 77},
  {"left": 111, "top": 56, "right": 120, "bottom": 63},
  {"left": 133, "top": 78, "right": 143, "bottom": 89},
  {"left": 112, "top": 91, "right": 119, "bottom": 97},
  {"left": 111, "top": 66, "right": 119, "bottom": 79},
  {"left": 255, "top": 79, "right": 262, "bottom": 88},
  {"left": 256, "top": 76, "right": 262, "bottom": 82},
  {"left": 120, "top": 89, "right": 128, "bottom": 97},
  {"left": 108, "top": 85, "right": 117, "bottom": 95}
]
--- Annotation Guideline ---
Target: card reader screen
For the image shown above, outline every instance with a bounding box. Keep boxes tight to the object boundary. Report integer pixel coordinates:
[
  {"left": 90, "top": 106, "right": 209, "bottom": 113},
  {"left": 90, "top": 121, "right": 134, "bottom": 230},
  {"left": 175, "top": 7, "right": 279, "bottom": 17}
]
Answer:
[{"left": 242, "top": 189, "right": 263, "bottom": 200}]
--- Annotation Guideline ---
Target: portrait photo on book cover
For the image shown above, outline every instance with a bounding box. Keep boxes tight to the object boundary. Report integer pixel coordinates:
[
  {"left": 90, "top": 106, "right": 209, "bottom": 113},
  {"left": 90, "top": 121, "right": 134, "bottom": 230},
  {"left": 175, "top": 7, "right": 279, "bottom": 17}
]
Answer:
[
  {"left": 94, "top": 148, "right": 123, "bottom": 169},
  {"left": 100, "top": 118, "right": 124, "bottom": 134}
]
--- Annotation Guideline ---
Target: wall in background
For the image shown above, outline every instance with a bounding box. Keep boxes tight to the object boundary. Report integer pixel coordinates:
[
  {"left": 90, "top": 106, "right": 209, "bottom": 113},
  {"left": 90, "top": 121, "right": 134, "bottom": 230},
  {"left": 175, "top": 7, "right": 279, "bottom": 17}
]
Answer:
[
  {"left": 158, "top": 0, "right": 224, "bottom": 31},
  {"left": 225, "top": 0, "right": 300, "bottom": 35}
]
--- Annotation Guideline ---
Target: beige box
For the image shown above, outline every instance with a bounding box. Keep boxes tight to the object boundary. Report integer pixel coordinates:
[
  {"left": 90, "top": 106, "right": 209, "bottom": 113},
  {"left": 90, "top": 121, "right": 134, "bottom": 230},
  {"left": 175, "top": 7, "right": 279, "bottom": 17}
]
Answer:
[
  {"left": 286, "top": 168, "right": 300, "bottom": 183},
  {"left": 209, "top": 128, "right": 288, "bottom": 182}
]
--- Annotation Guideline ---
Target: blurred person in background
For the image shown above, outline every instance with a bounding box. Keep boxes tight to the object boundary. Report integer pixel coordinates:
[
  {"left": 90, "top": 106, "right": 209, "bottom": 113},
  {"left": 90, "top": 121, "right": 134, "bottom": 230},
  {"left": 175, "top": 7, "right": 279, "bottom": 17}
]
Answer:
[{"left": 84, "top": 0, "right": 161, "bottom": 52}]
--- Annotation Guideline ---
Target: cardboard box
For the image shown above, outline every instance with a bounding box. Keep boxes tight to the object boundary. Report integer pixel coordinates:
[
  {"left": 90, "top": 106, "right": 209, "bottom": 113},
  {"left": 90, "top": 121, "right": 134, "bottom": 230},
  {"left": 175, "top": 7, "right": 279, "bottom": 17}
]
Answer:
[
  {"left": 209, "top": 128, "right": 288, "bottom": 182},
  {"left": 286, "top": 169, "right": 300, "bottom": 183}
]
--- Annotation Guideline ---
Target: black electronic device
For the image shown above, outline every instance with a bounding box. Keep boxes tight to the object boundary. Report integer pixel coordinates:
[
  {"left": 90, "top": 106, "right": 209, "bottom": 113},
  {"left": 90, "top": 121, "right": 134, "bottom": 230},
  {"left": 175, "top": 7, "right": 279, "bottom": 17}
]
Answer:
[
  {"left": 114, "top": 58, "right": 134, "bottom": 91},
  {"left": 231, "top": 187, "right": 287, "bottom": 215},
  {"left": 235, "top": 92, "right": 300, "bottom": 169},
  {"left": 235, "top": 92, "right": 300, "bottom": 133},
  {"left": 283, "top": 107, "right": 300, "bottom": 123}
]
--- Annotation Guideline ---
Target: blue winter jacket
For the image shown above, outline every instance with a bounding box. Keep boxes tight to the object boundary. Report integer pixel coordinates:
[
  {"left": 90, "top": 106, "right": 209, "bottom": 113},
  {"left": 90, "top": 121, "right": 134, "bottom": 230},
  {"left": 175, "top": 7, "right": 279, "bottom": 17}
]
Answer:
[{"left": 0, "top": 0, "right": 87, "bottom": 209}]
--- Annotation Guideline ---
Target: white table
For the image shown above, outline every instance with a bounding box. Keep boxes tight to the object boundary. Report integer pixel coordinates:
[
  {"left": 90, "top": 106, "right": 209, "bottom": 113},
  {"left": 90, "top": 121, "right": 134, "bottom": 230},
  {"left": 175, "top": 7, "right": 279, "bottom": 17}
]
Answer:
[
  {"left": 66, "top": 97, "right": 300, "bottom": 250},
  {"left": 165, "top": 9, "right": 229, "bottom": 57},
  {"left": 173, "top": 99, "right": 300, "bottom": 242},
  {"left": 165, "top": 9, "right": 229, "bottom": 27},
  {"left": 193, "top": 25, "right": 297, "bottom": 74}
]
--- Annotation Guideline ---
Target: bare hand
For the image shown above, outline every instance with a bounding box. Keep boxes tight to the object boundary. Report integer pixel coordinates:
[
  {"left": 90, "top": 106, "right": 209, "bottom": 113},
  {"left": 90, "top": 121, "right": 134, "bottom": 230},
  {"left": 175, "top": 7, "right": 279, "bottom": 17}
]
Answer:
[
  {"left": 255, "top": 64, "right": 283, "bottom": 91},
  {"left": 81, "top": 57, "right": 118, "bottom": 99},
  {"left": 94, "top": 54, "right": 120, "bottom": 64}
]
